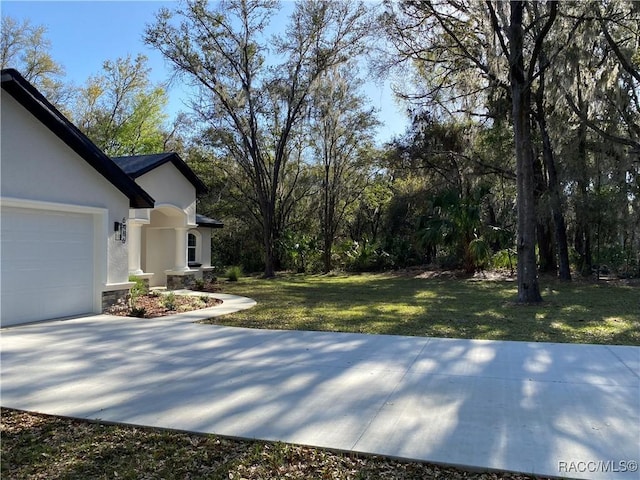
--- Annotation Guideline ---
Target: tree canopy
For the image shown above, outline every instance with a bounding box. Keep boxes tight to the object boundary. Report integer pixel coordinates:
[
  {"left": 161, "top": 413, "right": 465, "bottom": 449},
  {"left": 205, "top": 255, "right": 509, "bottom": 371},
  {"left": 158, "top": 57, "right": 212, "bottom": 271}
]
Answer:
[
  {"left": 1, "top": 15, "right": 68, "bottom": 106},
  {"left": 72, "top": 54, "right": 170, "bottom": 156},
  {"left": 4, "top": 1, "right": 639, "bottom": 294},
  {"left": 145, "top": 0, "right": 373, "bottom": 277}
]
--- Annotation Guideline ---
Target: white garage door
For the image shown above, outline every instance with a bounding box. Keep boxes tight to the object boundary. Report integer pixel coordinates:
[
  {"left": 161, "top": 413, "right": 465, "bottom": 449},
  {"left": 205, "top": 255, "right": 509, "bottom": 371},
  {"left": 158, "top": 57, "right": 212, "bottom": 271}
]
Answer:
[{"left": 1, "top": 206, "right": 95, "bottom": 326}]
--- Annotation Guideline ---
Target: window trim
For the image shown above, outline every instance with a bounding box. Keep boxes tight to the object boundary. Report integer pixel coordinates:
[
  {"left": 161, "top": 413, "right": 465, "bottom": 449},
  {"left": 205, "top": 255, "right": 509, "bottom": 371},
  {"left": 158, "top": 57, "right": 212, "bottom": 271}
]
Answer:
[{"left": 187, "top": 230, "right": 202, "bottom": 267}]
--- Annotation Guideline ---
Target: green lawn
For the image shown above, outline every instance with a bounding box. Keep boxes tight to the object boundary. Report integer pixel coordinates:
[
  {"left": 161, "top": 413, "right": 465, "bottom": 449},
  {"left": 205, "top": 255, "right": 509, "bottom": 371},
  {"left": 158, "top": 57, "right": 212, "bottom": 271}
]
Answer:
[
  {"left": 3, "top": 273, "right": 637, "bottom": 479},
  {"left": 211, "top": 272, "right": 639, "bottom": 345}
]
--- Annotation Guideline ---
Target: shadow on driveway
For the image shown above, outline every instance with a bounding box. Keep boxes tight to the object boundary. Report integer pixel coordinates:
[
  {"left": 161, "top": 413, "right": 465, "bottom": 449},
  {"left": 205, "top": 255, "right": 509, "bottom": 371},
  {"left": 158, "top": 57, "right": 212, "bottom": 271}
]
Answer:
[{"left": 1, "top": 315, "right": 638, "bottom": 480}]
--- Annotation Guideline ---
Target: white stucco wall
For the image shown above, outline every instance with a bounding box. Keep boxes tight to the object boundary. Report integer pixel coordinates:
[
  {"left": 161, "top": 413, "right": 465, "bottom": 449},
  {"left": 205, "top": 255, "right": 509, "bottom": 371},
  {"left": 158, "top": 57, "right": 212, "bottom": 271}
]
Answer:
[
  {"left": 134, "top": 162, "right": 197, "bottom": 225},
  {"left": 0, "top": 92, "right": 131, "bottom": 292},
  {"left": 196, "top": 227, "right": 213, "bottom": 267},
  {"left": 145, "top": 228, "right": 175, "bottom": 287},
  {"left": 129, "top": 208, "right": 151, "bottom": 223}
]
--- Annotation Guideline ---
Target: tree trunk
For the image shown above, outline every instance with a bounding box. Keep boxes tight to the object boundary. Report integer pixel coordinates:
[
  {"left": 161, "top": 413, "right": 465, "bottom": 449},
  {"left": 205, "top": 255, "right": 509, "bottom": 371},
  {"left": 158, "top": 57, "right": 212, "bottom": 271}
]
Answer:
[
  {"left": 262, "top": 200, "right": 276, "bottom": 278},
  {"left": 323, "top": 236, "right": 332, "bottom": 274},
  {"left": 536, "top": 217, "right": 555, "bottom": 274},
  {"left": 509, "top": 2, "right": 543, "bottom": 303},
  {"left": 535, "top": 63, "right": 571, "bottom": 280},
  {"left": 537, "top": 110, "right": 571, "bottom": 280},
  {"left": 574, "top": 184, "right": 592, "bottom": 277},
  {"left": 321, "top": 162, "right": 333, "bottom": 274},
  {"left": 575, "top": 114, "right": 593, "bottom": 277},
  {"left": 545, "top": 150, "right": 572, "bottom": 281},
  {"left": 533, "top": 153, "right": 556, "bottom": 274}
]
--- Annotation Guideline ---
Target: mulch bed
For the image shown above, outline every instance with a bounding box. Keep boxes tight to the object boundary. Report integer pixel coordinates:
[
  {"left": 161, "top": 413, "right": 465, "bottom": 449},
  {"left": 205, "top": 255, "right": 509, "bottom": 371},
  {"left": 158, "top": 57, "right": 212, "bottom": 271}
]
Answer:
[{"left": 106, "top": 292, "right": 222, "bottom": 318}]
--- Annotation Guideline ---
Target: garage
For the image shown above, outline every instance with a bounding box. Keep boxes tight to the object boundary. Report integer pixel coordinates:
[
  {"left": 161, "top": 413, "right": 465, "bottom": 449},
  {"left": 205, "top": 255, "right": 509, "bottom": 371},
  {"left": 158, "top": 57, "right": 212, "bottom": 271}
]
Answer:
[{"left": 1, "top": 206, "right": 95, "bottom": 326}]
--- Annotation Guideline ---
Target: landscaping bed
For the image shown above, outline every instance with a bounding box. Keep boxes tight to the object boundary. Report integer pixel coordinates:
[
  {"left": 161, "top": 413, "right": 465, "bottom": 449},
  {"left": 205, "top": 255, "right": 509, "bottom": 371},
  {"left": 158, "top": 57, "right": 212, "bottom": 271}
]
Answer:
[{"left": 106, "top": 291, "right": 222, "bottom": 318}]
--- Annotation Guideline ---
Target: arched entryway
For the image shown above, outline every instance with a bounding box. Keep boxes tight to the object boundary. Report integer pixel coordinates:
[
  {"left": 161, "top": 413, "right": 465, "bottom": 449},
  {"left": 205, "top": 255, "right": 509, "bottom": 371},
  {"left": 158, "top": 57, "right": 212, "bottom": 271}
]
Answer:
[
  {"left": 115, "top": 152, "right": 222, "bottom": 290},
  {"left": 129, "top": 204, "right": 195, "bottom": 287}
]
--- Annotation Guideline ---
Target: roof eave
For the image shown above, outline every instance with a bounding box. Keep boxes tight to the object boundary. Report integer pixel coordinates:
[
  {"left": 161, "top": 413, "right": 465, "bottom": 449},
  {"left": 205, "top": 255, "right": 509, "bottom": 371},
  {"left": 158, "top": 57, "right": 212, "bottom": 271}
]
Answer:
[
  {"left": 1, "top": 69, "right": 155, "bottom": 209},
  {"left": 196, "top": 214, "right": 224, "bottom": 229},
  {"left": 198, "top": 222, "right": 224, "bottom": 229},
  {"left": 114, "top": 153, "right": 208, "bottom": 195}
]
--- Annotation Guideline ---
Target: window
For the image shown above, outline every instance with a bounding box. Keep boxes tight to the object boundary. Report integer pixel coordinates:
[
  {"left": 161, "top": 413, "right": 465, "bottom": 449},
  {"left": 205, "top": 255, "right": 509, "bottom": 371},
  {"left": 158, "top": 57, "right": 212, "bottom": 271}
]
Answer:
[
  {"left": 187, "top": 230, "right": 203, "bottom": 267},
  {"left": 188, "top": 233, "right": 197, "bottom": 264}
]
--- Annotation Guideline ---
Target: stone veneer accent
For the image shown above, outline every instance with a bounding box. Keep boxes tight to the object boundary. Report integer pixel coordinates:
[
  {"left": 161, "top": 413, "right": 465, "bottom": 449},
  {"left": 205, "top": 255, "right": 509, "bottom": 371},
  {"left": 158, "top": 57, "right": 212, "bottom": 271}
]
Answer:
[
  {"left": 129, "top": 273, "right": 154, "bottom": 290},
  {"left": 102, "top": 289, "right": 130, "bottom": 312},
  {"left": 166, "top": 273, "right": 197, "bottom": 290},
  {"left": 202, "top": 270, "right": 217, "bottom": 283}
]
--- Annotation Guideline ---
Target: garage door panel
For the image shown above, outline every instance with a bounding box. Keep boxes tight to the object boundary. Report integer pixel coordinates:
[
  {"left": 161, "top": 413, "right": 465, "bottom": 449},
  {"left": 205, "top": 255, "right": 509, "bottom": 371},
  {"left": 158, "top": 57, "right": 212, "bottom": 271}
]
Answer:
[
  {"left": 1, "top": 206, "right": 95, "bottom": 326},
  {"left": 3, "top": 268, "right": 37, "bottom": 290},
  {"left": 45, "top": 249, "right": 87, "bottom": 265},
  {"left": 4, "top": 291, "right": 45, "bottom": 321},
  {"left": 45, "top": 285, "right": 92, "bottom": 313}
]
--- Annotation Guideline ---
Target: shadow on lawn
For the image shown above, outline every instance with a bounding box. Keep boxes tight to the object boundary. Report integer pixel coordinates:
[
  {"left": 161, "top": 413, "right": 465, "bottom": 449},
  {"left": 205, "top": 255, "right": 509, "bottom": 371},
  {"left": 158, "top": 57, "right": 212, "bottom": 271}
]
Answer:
[{"left": 227, "top": 274, "right": 639, "bottom": 346}]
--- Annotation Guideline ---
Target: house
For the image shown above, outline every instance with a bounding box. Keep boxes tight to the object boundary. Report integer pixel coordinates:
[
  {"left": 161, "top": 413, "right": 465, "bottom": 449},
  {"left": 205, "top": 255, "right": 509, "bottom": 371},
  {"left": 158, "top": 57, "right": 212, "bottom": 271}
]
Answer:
[
  {"left": 112, "top": 153, "right": 222, "bottom": 288},
  {"left": 0, "top": 69, "right": 222, "bottom": 327}
]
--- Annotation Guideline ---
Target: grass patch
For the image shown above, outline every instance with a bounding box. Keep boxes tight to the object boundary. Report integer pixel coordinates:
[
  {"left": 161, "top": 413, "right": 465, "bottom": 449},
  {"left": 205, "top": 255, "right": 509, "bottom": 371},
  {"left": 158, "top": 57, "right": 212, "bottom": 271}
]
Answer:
[
  {"left": 208, "top": 273, "right": 639, "bottom": 345},
  {"left": 3, "top": 274, "right": 636, "bottom": 478},
  {"left": 1, "top": 408, "right": 544, "bottom": 480}
]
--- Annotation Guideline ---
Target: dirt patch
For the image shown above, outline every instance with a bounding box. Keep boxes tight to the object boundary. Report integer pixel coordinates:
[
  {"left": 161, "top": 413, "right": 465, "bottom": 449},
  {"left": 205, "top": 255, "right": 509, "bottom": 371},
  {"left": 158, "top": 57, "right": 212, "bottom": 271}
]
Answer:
[
  {"left": 106, "top": 293, "right": 222, "bottom": 318},
  {"left": 391, "top": 266, "right": 517, "bottom": 281}
]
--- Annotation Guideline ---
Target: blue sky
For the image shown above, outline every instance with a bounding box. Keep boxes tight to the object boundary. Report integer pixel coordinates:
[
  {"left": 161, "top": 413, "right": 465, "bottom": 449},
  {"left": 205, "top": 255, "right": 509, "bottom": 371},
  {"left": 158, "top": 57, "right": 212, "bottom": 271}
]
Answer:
[{"left": 2, "top": 0, "right": 408, "bottom": 144}]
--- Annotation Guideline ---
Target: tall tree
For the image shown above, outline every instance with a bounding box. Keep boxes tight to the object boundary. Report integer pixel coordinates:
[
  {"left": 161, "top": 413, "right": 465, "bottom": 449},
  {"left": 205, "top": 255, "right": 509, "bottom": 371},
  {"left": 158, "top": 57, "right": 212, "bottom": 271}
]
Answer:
[
  {"left": 310, "top": 64, "right": 378, "bottom": 272},
  {"left": 525, "top": 0, "right": 572, "bottom": 281},
  {"left": 146, "top": 0, "right": 371, "bottom": 277},
  {"left": 492, "top": 0, "right": 558, "bottom": 302},
  {"left": 383, "top": 0, "right": 558, "bottom": 301},
  {"left": 533, "top": 58, "right": 571, "bottom": 280},
  {"left": 589, "top": 1, "right": 639, "bottom": 150},
  {"left": 73, "top": 54, "right": 169, "bottom": 156},
  {"left": 0, "top": 15, "right": 68, "bottom": 106},
  {"left": 550, "top": 1, "right": 639, "bottom": 277}
]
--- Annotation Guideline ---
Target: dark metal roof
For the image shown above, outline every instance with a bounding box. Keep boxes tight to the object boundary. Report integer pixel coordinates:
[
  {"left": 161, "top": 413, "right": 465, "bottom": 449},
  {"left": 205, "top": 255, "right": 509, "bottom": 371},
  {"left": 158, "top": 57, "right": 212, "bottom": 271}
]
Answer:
[
  {"left": 196, "top": 213, "right": 224, "bottom": 229},
  {"left": 112, "top": 153, "right": 208, "bottom": 195},
  {"left": 1, "top": 68, "right": 155, "bottom": 209}
]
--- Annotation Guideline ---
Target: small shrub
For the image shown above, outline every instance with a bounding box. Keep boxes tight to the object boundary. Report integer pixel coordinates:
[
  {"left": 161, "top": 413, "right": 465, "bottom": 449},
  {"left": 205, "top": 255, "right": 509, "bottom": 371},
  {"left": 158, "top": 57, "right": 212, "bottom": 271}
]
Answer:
[
  {"left": 193, "top": 279, "right": 205, "bottom": 291},
  {"left": 162, "top": 292, "right": 176, "bottom": 311},
  {"left": 128, "top": 275, "right": 149, "bottom": 307},
  {"left": 491, "top": 248, "right": 516, "bottom": 271},
  {"left": 225, "top": 265, "right": 242, "bottom": 282},
  {"left": 468, "top": 237, "right": 491, "bottom": 270},
  {"left": 342, "top": 240, "right": 394, "bottom": 272},
  {"left": 130, "top": 306, "right": 147, "bottom": 318}
]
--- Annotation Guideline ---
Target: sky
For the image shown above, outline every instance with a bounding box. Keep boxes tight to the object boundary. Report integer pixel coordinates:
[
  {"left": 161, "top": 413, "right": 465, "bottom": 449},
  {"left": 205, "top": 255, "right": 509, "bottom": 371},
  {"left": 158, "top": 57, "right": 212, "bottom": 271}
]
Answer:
[{"left": 1, "top": 0, "right": 409, "bottom": 144}]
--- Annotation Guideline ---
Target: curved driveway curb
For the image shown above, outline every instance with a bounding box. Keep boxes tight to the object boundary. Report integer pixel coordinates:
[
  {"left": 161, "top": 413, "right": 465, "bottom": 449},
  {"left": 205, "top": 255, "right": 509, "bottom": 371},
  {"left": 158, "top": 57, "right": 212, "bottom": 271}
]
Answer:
[{"left": 150, "top": 291, "right": 257, "bottom": 322}]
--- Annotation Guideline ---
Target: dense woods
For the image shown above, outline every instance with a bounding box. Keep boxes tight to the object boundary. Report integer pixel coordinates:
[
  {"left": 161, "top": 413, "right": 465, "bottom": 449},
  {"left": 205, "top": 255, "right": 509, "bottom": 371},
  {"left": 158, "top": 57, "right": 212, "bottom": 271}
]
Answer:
[{"left": 2, "top": 0, "right": 639, "bottom": 301}]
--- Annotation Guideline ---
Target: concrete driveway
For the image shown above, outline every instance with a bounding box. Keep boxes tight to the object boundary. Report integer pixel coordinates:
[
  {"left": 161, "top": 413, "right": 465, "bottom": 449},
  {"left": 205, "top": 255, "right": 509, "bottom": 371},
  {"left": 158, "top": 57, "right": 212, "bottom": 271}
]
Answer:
[{"left": 1, "top": 309, "right": 639, "bottom": 480}]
